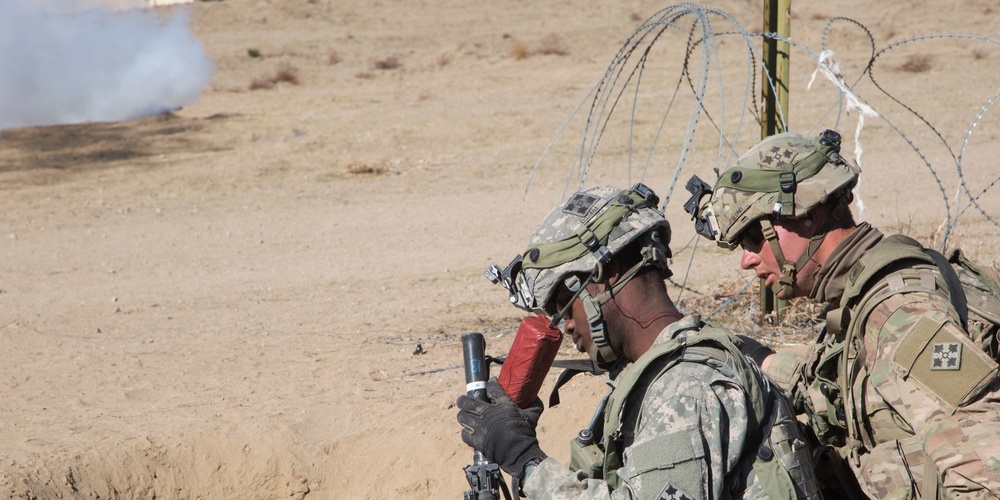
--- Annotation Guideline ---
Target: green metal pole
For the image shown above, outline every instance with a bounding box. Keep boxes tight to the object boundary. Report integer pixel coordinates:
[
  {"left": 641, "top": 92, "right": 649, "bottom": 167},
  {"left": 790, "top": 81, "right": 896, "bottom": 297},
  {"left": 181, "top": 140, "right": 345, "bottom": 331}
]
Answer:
[{"left": 761, "top": 0, "right": 790, "bottom": 319}]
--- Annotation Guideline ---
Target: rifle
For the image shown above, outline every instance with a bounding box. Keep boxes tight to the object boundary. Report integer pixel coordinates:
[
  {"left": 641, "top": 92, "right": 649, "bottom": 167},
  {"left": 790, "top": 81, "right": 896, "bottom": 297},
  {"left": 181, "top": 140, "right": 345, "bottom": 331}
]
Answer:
[{"left": 461, "top": 332, "right": 512, "bottom": 500}]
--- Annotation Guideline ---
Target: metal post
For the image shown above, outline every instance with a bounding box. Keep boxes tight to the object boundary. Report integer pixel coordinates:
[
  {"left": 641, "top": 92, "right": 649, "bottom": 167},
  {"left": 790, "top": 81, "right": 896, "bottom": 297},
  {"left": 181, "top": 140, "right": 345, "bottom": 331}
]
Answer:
[{"left": 761, "top": 0, "right": 791, "bottom": 319}]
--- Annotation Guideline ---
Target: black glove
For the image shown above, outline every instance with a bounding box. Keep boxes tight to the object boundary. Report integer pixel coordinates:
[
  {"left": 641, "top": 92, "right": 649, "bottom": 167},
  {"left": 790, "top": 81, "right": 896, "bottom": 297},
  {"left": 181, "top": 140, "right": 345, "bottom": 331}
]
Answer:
[
  {"left": 737, "top": 334, "right": 776, "bottom": 366},
  {"left": 518, "top": 397, "right": 544, "bottom": 430},
  {"left": 457, "top": 378, "right": 547, "bottom": 478}
]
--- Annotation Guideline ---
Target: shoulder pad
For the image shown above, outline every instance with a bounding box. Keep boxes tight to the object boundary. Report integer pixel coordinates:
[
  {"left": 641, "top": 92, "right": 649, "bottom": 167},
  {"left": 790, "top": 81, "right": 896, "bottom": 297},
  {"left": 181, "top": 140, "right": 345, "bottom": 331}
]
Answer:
[{"left": 842, "top": 235, "right": 934, "bottom": 307}]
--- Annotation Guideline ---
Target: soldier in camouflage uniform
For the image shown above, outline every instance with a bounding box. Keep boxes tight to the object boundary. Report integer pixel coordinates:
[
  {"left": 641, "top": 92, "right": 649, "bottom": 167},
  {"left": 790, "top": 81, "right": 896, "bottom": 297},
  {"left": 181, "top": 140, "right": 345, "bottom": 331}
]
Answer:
[
  {"left": 457, "top": 184, "right": 822, "bottom": 499},
  {"left": 691, "top": 130, "right": 1000, "bottom": 498}
]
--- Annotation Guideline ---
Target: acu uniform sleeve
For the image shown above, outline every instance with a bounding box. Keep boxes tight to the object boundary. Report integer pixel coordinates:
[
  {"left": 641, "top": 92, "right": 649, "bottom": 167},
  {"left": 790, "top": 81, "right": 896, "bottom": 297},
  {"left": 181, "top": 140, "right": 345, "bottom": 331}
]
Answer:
[
  {"left": 523, "top": 397, "right": 722, "bottom": 500},
  {"left": 616, "top": 395, "right": 710, "bottom": 499},
  {"left": 522, "top": 457, "right": 616, "bottom": 500}
]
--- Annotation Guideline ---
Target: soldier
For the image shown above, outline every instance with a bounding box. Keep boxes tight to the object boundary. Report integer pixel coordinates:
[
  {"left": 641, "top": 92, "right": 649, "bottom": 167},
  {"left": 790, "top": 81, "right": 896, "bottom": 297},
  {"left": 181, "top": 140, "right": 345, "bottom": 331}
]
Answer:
[
  {"left": 691, "top": 129, "right": 1000, "bottom": 498},
  {"left": 457, "top": 184, "right": 821, "bottom": 499}
]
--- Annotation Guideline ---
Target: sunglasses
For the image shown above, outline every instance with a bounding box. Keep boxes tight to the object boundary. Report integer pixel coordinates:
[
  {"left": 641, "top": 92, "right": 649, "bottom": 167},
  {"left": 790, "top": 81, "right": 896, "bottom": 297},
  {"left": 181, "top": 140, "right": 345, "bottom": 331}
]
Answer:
[
  {"left": 739, "top": 221, "right": 766, "bottom": 252},
  {"left": 549, "top": 287, "right": 576, "bottom": 318}
]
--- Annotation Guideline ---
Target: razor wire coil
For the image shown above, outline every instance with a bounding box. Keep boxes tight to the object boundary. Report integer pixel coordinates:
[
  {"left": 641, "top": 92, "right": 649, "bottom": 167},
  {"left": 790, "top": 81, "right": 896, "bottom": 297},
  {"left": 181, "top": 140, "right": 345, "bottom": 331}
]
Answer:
[{"left": 525, "top": 4, "right": 1000, "bottom": 321}]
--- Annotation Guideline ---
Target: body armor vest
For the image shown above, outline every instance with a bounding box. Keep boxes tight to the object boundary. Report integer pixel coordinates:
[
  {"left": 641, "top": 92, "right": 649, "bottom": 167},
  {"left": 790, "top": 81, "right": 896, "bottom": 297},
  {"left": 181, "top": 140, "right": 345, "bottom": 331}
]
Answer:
[{"left": 573, "top": 318, "right": 821, "bottom": 499}]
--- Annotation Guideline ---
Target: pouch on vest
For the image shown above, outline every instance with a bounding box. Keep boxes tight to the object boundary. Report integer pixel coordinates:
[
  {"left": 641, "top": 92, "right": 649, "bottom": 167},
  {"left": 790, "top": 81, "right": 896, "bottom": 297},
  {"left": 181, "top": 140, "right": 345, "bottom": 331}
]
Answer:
[
  {"left": 797, "top": 334, "right": 848, "bottom": 446},
  {"left": 568, "top": 435, "right": 604, "bottom": 480},
  {"left": 857, "top": 437, "right": 920, "bottom": 499}
]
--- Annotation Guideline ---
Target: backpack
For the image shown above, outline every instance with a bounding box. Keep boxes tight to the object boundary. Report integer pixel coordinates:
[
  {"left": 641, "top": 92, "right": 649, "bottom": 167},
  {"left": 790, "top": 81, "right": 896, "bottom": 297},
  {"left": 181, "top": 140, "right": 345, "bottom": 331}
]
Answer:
[
  {"left": 831, "top": 234, "right": 1000, "bottom": 359},
  {"left": 947, "top": 247, "right": 1000, "bottom": 356}
]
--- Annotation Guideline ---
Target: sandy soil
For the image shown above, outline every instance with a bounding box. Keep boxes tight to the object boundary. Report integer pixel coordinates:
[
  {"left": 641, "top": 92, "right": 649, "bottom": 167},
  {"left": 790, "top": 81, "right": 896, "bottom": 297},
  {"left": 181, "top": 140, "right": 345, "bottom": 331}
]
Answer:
[{"left": 1, "top": 0, "right": 998, "bottom": 498}]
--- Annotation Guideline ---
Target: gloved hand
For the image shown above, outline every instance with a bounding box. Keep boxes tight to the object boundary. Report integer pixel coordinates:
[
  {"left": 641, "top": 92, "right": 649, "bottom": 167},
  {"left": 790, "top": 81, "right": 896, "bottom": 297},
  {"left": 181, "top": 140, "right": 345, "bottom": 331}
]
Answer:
[
  {"left": 494, "top": 377, "right": 545, "bottom": 428},
  {"left": 736, "top": 334, "right": 776, "bottom": 366},
  {"left": 457, "top": 378, "right": 547, "bottom": 478}
]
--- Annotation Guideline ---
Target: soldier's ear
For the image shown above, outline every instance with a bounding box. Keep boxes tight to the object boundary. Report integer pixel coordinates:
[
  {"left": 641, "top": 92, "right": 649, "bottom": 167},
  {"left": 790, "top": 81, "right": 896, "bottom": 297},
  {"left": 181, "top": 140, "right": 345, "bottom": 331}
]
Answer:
[
  {"left": 808, "top": 208, "right": 830, "bottom": 235},
  {"left": 602, "top": 260, "right": 622, "bottom": 285},
  {"left": 794, "top": 209, "right": 822, "bottom": 236}
]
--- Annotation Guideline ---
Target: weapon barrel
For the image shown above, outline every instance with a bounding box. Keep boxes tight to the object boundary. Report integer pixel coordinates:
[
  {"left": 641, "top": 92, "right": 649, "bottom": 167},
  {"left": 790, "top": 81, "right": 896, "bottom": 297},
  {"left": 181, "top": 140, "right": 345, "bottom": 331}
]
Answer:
[
  {"left": 462, "top": 332, "right": 491, "bottom": 468},
  {"left": 462, "top": 332, "right": 489, "bottom": 401},
  {"left": 460, "top": 333, "right": 509, "bottom": 499}
]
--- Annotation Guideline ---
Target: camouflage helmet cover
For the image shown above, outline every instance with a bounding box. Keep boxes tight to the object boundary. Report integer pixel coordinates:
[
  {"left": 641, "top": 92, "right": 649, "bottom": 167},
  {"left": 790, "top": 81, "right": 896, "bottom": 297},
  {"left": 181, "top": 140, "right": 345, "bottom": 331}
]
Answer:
[
  {"left": 707, "top": 130, "right": 859, "bottom": 248},
  {"left": 488, "top": 184, "right": 670, "bottom": 316}
]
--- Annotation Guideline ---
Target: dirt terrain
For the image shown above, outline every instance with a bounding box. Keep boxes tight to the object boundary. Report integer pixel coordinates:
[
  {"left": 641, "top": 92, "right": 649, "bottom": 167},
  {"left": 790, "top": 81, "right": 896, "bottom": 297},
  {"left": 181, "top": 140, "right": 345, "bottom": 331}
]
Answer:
[{"left": 1, "top": 0, "right": 998, "bottom": 498}]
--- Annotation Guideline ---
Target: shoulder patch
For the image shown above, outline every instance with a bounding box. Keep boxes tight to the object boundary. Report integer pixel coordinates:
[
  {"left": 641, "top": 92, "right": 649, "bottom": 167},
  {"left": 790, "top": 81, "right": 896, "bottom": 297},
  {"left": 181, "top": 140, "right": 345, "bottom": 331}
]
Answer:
[
  {"left": 893, "top": 316, "right": 999, "bottom": 411},
  {"left": 657, "top": 482, "right": 695, "bottom": 500},
  {"left": 930, "top": 342, "right": 962, "bottom": 371}
]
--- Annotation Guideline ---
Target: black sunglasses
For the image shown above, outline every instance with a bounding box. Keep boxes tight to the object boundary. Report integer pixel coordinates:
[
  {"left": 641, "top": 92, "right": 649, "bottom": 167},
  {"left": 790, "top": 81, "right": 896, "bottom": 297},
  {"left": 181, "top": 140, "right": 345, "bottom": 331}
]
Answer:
[
  {"left": 739, "top": 221, "right": 766, "bottom": 252},
  {"left": 549, "top": 286, "right": 576, "bottom": 318}
]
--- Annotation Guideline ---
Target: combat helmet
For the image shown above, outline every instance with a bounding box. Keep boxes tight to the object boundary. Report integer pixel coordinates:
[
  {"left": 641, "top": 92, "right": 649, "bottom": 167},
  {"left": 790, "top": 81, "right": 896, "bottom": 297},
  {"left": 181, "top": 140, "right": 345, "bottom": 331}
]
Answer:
[
  {"left": 687, "top": 130, "right": 859, "bottom": 297},
  {"left": 485, "top": 183, "right": 671, "bottom": 368}
]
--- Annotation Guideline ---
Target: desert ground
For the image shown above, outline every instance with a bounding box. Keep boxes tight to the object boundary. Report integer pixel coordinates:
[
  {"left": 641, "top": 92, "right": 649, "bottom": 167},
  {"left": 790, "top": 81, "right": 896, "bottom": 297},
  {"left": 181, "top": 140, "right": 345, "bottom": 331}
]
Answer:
[{"left": 1, "top": 0, "right": 998, "bottom": 498}]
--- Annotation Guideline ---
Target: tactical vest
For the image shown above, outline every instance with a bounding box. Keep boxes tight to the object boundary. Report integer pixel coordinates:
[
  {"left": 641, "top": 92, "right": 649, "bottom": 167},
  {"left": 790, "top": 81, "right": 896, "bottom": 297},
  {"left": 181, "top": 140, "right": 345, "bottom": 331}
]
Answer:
[
  {"left": 573, "top": 318, "right": 821, "bottom": 499},
  {"left": 816, "top": 235, "right": 1000, "bottom": 496}
]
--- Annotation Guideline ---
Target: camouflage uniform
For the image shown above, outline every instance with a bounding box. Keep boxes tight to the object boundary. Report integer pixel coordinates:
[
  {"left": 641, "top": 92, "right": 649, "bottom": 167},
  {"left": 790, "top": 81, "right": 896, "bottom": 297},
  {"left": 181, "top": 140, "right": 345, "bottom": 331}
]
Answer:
[
  {"left": 525, "top": 315, "right": 815, "bottom": 500},
  {"left": 766, "top": 223, "right": 1000, "bottom": 498},
  {"left": 692, "top": 130, "right": 1000, "bottom": 498},
  {"left": 477, "top": 184, "right": 821, "bottom": 500}
]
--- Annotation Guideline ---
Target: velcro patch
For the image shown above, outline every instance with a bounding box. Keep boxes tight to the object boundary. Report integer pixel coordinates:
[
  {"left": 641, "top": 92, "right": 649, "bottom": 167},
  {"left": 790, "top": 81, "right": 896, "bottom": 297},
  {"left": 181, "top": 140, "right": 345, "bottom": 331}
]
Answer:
[
  {"left": 657, "top": 482, "right": 695, "bottom": 500},
  {"left": 563, "top": 192, "right": 600, "bottom": 217},
  {"left": 893, "top": 316, "right": 998, "bottom": 411}
]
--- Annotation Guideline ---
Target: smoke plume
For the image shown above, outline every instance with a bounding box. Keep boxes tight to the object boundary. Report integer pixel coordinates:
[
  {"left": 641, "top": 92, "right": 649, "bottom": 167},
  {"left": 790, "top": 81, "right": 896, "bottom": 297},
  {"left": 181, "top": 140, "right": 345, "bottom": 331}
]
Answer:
[{"left": 0, "top": 0, "right": 213, "bottom": 130}]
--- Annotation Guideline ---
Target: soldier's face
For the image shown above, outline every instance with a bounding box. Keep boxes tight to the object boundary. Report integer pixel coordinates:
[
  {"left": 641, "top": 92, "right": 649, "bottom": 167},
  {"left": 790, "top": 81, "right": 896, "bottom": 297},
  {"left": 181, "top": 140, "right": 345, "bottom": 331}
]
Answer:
[
  {"left": 561, "top": 296, "right": 592, "bottom": 353},
  {"left": 738, "top": 219, "right": 820, "bottom": 299}
]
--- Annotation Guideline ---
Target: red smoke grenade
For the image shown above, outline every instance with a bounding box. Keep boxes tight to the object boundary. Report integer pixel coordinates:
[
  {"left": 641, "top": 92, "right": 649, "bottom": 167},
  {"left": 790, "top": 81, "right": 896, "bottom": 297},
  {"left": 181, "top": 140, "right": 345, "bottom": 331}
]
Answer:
[{"left": 498, "top": 315, "right": 563, "bottom": 408}]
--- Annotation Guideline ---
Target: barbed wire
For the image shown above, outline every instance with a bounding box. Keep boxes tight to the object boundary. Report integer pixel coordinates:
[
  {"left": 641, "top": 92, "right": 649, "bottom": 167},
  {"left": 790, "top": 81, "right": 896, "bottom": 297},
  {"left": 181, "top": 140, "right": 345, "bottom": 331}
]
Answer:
[{"left": 524, "top": 3, "right": 1000, "bottom": 319}]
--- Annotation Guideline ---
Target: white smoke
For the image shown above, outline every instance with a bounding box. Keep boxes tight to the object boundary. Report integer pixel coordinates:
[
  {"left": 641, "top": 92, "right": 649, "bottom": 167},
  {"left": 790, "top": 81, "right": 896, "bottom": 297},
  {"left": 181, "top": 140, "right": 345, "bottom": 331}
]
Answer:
[{"left": 0, "top": 0, "right": 213, "bottom": 130}]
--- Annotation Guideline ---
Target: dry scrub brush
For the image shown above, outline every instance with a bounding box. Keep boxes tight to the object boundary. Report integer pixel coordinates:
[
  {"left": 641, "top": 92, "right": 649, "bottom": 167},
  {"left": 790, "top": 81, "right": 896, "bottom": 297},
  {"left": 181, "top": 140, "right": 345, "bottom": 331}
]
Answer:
[
  {"left": 373, "top": 55, "right": 402, "bottom": 70},
  {"left": 249, "top": 65, "right": 300, "bottom": 90},
  {"left": 674, "top": 276, "right": 823, "bottom": 344},
  {"left": 346, "top": 161, "right": 391, "bottom": 176},
  {"left": 899, "top": 54, "right": 933, "bottom": 73},
  {"left": 535, "top": 34, "right": 569, "bottom": 56},
  {"left": 508, "top": 34, "right": 570, "bottom": 60}
]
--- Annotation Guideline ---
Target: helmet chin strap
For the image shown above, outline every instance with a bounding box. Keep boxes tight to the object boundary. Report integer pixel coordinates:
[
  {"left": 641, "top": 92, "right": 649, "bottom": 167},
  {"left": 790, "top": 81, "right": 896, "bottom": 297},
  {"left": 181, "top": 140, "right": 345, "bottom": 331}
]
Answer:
[
  {"left": 759, "top": 205, "right": 845, "bottom": 298},
  {"left": 581, "top": 256, "right": 654, "bottom": 369},
  {"left": 759, "top": 219, "right": 797, "bottom": 298},
  {"left": 583, "top": 294, "right": 617, "bottom": 369}
]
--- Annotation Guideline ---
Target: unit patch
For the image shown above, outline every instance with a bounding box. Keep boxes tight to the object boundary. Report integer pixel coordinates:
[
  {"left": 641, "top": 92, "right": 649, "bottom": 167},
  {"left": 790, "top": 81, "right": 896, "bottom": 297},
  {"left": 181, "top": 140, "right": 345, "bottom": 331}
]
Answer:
[
  {"left": 657, "top": 482, "right": 694, "bottom": 500},
  {"left": 894, "top": 315, "right": 999, "bottom": 411},
  {"left": 759, "top": 145, "right": 798, "bottom": 170},
  {"left": 563, "top": 192, "right": 600, "bottom": 218},
  {"left": 931, "top": 342, "right": 962, "bottom": 371}
]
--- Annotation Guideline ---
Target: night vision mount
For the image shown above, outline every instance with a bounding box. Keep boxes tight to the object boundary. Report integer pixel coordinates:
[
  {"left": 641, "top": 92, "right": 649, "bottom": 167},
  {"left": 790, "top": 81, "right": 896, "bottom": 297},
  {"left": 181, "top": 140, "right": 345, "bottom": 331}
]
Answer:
[
  {"left": 484, "top": 254, "right": 536, "bottom": 312},
  {"left": 683, "top": 175, "right": 717, "bottom": 240}
]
